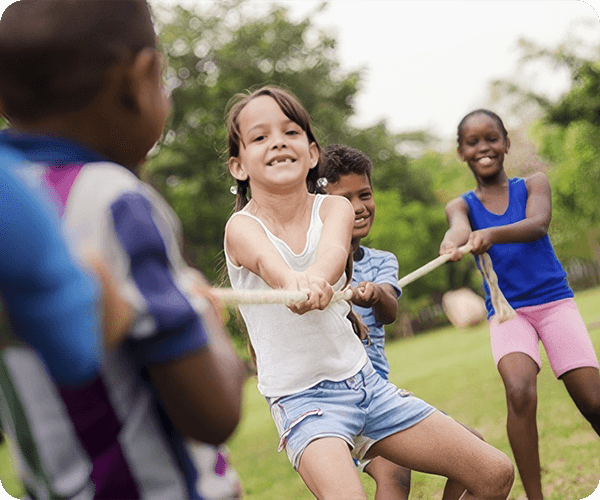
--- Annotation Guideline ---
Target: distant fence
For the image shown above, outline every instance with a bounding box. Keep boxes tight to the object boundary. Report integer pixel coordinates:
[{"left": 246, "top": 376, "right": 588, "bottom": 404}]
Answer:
[{"left": 564, "top": 257, "right": 600, "bottom": 291}]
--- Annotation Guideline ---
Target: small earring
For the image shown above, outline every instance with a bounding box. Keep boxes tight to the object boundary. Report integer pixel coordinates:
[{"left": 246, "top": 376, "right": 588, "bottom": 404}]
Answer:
[
  {"left": 230, "top": 186, "right": 238, "bottom": 195},
  {"left": 316, "top": 177, "right": 328, "bottom": 189}
]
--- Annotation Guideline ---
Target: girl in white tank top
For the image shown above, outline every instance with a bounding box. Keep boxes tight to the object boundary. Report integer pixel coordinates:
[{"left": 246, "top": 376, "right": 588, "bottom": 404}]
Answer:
[
  {"left": 222, "top": 86, "right": 515, "bottom": 500},
  {"left": 226, "top": 193, "right": 367, "bottom": 398}
]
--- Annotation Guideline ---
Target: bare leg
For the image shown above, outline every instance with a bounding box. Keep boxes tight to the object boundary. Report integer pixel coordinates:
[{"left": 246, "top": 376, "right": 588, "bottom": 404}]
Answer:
[
  {"left": 442, "top": 423, "right": 486, "bottom": 500},
  {"left": 297, "top": 437, "right": 366, "bottom": 500},
  {"left": 561, "top": 366, "right": 600, "bottom": 436},
  {"left": 498, "top": 352, "right": 543, "bottom": 500},
  {"left": 364, "top": 457, "right": 411, "bottom": 500},
  {"left": 365, "top": 411, "right": 514, "bottom": 500}
]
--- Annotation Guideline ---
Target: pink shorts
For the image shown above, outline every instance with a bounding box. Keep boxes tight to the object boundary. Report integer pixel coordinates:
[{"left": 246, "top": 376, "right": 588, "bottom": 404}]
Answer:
[{"left": 489, "top": 298, "right": 599, "bottom": 378}]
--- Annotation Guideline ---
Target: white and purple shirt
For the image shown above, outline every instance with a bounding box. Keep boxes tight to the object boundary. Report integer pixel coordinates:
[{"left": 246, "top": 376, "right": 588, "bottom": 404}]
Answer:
[{"left": 0, "top": 131, "right": 211, "bottom": 499}]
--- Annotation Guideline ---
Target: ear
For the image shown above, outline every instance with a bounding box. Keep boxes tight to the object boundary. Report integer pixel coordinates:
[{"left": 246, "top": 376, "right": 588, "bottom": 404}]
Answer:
[
  {"left": 308, "top": 141, "right": 320, "bottom": 170},
  {"left": 229, "top": 156, "right": 248, "bottom": 181},
  {"left": 457, "top": 146, "right": 465, "bottom": 161},
  {"left": 121, "top": 48, "right": 161, "bottom": 114},
  {"left": 505, "top": 137, "right": 511, "bottom": 154}
]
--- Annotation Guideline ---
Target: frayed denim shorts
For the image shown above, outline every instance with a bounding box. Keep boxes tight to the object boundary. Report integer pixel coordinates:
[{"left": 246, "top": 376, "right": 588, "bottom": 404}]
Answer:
[{"left": 266, "top": 361, "right": 436, "bottom": 470}]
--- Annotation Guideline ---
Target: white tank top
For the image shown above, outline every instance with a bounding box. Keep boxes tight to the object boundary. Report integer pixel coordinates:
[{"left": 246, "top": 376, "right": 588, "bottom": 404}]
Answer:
[{"left": 225, "top": 194, "right": 368, "bottom": 398}]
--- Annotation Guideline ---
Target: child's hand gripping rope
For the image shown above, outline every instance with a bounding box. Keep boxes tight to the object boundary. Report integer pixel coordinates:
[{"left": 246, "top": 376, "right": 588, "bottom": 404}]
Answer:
[
  {"left": 191, "top": 245, "right": 515, "bottom": 323},
  {"left": 398, "top": 244, "right": 516, "bottom": 324}
]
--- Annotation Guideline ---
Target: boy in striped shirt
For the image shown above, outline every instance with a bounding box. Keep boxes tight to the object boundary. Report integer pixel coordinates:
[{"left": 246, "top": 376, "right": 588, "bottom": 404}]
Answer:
[{"left": 0, "top": 1, "right": 244, "bottom": 498}]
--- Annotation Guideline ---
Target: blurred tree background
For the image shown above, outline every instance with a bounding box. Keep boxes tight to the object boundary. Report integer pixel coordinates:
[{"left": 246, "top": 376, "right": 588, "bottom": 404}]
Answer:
[
  {"left": 1, "top": 1, "right": 595, "bottom": 336},
  {"left": 142, "top": 0, "right": 599, "bottom": 336},
  {"left": 146, "top": 1, "right": 460, "bottom": 313}
]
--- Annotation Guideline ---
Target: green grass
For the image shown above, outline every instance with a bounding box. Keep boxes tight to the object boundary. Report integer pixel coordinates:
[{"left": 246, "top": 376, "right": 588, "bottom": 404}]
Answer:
[
  {"left": 228, "top": 287, "right": 600, "bottom": 500},
  {"left": 2, "top": 288, "right": 600, "bottom": 499}
]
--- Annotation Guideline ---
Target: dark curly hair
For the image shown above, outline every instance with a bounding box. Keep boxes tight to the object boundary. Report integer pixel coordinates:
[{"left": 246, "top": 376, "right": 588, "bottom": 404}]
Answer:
[{"left": 319, "top": 143, "right": 372, "bottom": 185}]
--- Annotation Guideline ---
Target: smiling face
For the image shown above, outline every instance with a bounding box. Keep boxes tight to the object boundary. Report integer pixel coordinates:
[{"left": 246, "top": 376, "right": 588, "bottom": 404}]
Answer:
[
  {"left": 326, "top": 173, "right": 375, "bottom": 242},
  {"left": 228, "top": 95, "right": 319, "bottom": 194},
  {"left": 457, "top": 113, "right": 510, "bottom": 180}
]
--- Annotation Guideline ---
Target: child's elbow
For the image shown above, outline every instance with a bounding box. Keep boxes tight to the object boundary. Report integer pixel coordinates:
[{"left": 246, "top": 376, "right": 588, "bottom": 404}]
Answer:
[
  {"left": 193, "top": 408, "right": 242, "bottom": 445},
  {"left": 185, "top": 396, "right": 242, "bottom": 444},
  {"left": 533, "top": 221, "right": 549, "bottom": 240}
]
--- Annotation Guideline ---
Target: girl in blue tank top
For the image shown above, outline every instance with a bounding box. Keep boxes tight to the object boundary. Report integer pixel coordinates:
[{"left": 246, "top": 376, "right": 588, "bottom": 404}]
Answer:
[{"left": 439, "top": 109, "right": 600, "bottom": 499}]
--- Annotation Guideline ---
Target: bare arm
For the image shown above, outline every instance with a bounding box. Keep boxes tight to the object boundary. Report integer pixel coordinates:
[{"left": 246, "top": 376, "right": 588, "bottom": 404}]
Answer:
[
  {"left": 439, "top": 197, "right": 472, "bottom": 261},
  {"left": 225, "top": 198, "right": 354, "bottom": 314},
  {"left": 225, "top": 213, "right": 332, "bottom": 313},
  {"left": 309, "top": 195, "right": 354, "bottom": 285},
  {"left": 352, "top": 282, "right": 398, "bottom": 325},
  {"left": 225, "top": 214, "right": 296, "bottom": 289},
  {"left": 468, "top": 173, "right": 551, "bottom": 254},
  {"left": 146, "top": 295, "right": 245, "bottom": 445}
]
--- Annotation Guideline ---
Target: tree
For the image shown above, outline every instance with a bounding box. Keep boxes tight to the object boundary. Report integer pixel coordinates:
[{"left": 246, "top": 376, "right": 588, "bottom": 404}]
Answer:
[
  {"left": 487, "top": 28, "right": 600, "bottom": 257},
  {"left": 147, "top": 0, "right": 437, "bottom": 285}
]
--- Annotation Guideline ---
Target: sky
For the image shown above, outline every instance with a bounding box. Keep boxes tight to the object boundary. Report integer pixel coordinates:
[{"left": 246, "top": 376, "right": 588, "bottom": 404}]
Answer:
[
  {"left": 281, "top": 0, "right": 600, "bottom": 142},
  {"left": 0, "top": 0, "right": 599, "bottom": 143}
]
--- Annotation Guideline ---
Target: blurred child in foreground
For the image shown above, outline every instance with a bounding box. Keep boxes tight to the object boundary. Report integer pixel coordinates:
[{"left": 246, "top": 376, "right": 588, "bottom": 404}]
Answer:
[{"left": 0, "top": 1, "right": 244, "bottom": 498}]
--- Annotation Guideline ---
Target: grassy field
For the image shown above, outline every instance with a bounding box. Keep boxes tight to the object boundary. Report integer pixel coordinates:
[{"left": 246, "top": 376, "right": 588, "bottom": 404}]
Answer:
[
  {"left": 227, "top": 287, "right": 600, "bottom": 500},
  {"left": 2, "top": 288, "right": 600, "bottom": 499}
]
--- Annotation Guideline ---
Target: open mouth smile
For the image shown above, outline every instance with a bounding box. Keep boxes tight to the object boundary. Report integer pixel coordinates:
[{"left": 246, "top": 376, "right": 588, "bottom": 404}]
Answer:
[{"left": 267, "top": 156, "right": 296, "bottom": 166}]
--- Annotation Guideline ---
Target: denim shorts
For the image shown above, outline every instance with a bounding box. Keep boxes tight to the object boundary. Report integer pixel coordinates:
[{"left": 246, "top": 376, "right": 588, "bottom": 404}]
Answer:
[{"left": 266, "top": 361, "right": 436, "bottom": 470}]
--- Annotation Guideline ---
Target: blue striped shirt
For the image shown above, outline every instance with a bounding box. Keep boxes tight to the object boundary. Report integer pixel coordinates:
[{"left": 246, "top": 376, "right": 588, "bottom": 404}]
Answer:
[{"left": 352, "top": 246, "right": 401, "bottom": 379}]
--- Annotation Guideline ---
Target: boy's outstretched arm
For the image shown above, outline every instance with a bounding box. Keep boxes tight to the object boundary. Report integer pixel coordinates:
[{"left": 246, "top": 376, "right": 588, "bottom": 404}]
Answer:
[
  {"left": 440, "top": 197, "right": 472, "bottom": 261},
  {"left": 147, "top": 297, "right": 245, "bottom": 445},
  {"left": 111, "top": 193, "right": 244, "bottom": 445}
]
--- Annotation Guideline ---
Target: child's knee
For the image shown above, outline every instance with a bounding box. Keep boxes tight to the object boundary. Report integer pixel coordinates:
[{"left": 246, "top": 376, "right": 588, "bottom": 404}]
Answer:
[
  {"left": 480, "top": 454, "right": 514, "bottom": 498},
  {"left": 505, "top": 383, "right": 537, "bottom": 415}
]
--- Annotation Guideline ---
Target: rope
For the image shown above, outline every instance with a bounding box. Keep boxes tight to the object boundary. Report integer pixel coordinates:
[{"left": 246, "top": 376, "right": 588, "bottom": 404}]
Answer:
[
  {"left": 205, "top": 245, "right": 516, "bottom": 324},
  {"left": 210, "top": 287, "right": 353, "bottom": 305},
  {"left": 398, "top": 244, "right": 473, "bottom": 288},
  {"left": 396, "top": 243, "right": 515, "bottom": 324},
  {"left": 475, "top": 253, "right": 516, "bottom": 324}
]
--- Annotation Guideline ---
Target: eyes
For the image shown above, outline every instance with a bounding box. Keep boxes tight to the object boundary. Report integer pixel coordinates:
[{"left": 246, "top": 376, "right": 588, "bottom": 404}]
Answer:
[
  {"left": 338, "top": 191, "right": 373, "bottom": 203},
  {"left": 464, "top": 135, "right": 500, "bottom": 147},
  {"left": 250, "top": 128, "right": 301, "bottom": 143}
]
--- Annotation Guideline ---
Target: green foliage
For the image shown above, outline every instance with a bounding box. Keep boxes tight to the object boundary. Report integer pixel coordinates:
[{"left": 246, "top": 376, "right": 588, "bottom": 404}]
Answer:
[
  {"left": 145, "top": 0, "right": 447, "bottom": 310},
  {"left": 526, "top": 57, "right": 600, "bottom": 251},
  {"left": 546, "top": 60, "right": 600, "bottom": 127}
]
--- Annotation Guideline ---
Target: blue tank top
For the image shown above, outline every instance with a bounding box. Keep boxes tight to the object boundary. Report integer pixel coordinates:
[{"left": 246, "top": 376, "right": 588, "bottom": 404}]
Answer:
[{"left": 462, "top": 177, "right": 572, "bottom": 317}]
